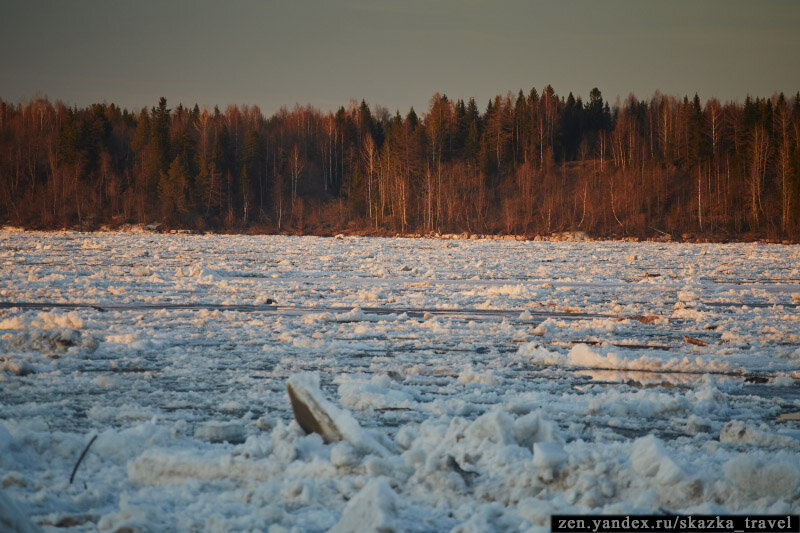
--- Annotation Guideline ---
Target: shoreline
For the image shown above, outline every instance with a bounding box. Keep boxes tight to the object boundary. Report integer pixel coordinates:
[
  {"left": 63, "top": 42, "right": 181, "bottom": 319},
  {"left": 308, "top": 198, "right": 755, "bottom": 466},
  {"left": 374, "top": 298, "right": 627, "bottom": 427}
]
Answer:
[{"left": 2, "top": 225, "right": 798, "bottom": 245}]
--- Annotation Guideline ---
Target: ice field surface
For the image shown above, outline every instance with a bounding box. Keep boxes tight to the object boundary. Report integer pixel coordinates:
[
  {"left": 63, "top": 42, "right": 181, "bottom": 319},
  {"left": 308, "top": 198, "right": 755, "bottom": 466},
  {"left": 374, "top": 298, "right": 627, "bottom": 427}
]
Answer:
[{"left": 1, "top": 231, "right": 800, "bottom": 531}]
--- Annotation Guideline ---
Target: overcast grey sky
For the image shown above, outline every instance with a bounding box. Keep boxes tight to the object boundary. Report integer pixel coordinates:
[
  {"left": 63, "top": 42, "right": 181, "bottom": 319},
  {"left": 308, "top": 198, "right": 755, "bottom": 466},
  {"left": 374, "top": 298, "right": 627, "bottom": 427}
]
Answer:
[{"left": 1, "top": 0, "right": 798, "bottom": 115}]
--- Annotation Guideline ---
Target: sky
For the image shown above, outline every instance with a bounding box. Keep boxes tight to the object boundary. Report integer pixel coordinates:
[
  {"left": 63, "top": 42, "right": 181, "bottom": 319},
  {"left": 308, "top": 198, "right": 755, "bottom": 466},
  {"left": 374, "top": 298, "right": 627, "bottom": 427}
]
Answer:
[{"left": 1, "top": 0, "right": 799, "bottom": 116}]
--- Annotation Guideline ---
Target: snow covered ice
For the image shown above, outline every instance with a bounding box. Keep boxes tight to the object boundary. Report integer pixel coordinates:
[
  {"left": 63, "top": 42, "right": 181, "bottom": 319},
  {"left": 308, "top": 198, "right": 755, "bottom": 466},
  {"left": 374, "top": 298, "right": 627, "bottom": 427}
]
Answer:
[{"left": 1, "top": 230, "right": 800, "bottom": 531}]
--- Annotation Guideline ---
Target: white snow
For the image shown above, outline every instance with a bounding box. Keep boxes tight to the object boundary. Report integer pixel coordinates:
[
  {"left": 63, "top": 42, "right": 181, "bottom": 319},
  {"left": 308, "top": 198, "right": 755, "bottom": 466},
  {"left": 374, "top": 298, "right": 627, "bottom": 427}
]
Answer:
[{"left": 1, "top": 231, "right": 799, "bottom": 531}]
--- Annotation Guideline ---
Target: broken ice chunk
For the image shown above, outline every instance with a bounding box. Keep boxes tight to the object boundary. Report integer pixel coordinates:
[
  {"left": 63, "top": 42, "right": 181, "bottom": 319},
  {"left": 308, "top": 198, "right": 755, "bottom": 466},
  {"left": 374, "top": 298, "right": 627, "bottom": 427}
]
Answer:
[
  {"left": 532, "top": 442, "right": 567, "bottom": 469},
  {"left": 329, "top": 478, "right": 398, "bottom": 533},
  {"left": 194, "top": 422, "right": 245, "bottom": 444},
  {"left": 630, "top": 434, "right": 684, "bottom": 485},
  {"left": 0, "top": 489, "right": 41, "bottom": 533},
  {"left": 513, "top": 411, "right": 563, "bottom": 448},
  {"left": 286, "top": 373, "right": 389, "bottom": 456},
  {"left": 287, "top": 374, "right": 346, "bottom": 443}
]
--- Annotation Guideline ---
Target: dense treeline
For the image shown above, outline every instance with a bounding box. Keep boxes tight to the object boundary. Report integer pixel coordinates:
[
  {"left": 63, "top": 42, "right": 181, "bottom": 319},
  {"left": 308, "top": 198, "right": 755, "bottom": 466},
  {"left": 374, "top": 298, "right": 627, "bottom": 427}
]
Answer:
[{"left": 2, "top": 87, "right": 799, "bottom": 239}]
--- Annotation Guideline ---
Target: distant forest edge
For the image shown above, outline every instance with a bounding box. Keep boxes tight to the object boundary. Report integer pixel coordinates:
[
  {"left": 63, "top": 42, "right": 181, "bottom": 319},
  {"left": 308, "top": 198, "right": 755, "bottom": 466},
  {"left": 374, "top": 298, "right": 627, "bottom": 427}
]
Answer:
[{"left": 2, "top": 87, "right": 800, "bottom": 241}]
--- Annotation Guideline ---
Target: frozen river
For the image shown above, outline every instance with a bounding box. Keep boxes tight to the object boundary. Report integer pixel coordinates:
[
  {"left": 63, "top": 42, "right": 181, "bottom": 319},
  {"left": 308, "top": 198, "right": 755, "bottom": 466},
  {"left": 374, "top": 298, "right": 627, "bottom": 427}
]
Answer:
[{"left": 1, "top": 231, "right": 800, "bottom": 531}]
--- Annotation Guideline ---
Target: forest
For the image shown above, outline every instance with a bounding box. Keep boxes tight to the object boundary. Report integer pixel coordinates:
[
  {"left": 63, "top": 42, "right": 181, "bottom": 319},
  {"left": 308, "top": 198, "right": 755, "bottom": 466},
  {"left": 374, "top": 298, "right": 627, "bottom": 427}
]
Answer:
[{"left": 1, "top": 87, "right": 799, "bottom": 240}]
